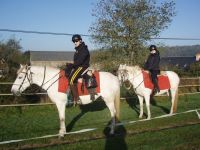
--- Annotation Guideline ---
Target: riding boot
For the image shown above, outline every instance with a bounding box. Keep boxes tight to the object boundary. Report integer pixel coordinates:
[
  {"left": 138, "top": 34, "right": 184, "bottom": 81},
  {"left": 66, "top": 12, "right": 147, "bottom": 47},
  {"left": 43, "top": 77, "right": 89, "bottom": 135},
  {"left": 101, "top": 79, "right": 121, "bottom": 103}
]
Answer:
[
  {"left": 70, "top": 84, "right": 80, "bottom": 106},
  {"left": 66, "top": 88, "right": 73, "bottom": 105},
  {"left": 88, "top": 88, "right": 96, "bottom": 101},
  {"left": 153, "top": 79, "right": 160, "bottom": 94}
]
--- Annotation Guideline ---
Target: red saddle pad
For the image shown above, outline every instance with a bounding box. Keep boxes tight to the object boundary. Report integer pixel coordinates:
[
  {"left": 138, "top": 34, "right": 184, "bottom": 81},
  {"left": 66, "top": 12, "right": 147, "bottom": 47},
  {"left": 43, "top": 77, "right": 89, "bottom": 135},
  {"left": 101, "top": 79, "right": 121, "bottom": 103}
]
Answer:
[
  {"left": 58, "top": 70, "right": 100, "bottom": 96},
  {"left": 142, "top": 70, "right": 170, "bottom": 90}
]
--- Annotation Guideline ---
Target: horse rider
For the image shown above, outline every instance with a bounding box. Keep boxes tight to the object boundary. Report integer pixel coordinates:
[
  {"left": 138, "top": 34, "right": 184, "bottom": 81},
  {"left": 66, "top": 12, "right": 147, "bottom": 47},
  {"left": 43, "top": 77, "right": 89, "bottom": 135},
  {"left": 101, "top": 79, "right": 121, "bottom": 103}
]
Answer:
[
  {"left": 68, "top": 34, "right": 90, "bottom": 105},
  {"left": 144, "top": 45, "right": 160, "bottom": 94}
]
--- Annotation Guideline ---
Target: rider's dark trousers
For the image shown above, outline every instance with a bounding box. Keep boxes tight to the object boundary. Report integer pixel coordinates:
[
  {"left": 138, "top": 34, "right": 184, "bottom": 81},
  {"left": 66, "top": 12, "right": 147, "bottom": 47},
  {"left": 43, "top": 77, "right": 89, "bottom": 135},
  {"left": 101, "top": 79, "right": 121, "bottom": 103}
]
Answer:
[
  {"left": 68, "top": 66, "right": 87, "bottom": 103},
  {"left": 68, "top": 66, "right": 87, "bottom": 85},
  {"left": 149, "top": 70, "right": 160, "bottom": 91}
]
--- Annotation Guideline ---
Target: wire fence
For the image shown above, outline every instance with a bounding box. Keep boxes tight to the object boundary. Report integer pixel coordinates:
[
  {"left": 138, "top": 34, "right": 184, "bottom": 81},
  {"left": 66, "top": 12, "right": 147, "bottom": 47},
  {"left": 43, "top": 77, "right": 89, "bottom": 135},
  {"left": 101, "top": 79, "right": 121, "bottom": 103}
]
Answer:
[
  {"left": 0, "top": 77, "right": 199, "bottom": 107},
  {"left": 2, "top": 28, "right": 200, "bottom": 40},
  {"left": 0, "top": 76, "right": 200, "bottom": 145},
  {"left": 0, "top": 107, "right": 200, "bottom": 145}
]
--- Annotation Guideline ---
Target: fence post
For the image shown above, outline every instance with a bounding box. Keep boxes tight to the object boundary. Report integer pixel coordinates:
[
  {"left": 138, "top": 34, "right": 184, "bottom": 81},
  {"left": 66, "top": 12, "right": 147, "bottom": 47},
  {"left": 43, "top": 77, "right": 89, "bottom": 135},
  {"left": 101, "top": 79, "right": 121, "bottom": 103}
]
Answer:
[{"left": 199, "top": 77, "right": 200, "bottom": 91}]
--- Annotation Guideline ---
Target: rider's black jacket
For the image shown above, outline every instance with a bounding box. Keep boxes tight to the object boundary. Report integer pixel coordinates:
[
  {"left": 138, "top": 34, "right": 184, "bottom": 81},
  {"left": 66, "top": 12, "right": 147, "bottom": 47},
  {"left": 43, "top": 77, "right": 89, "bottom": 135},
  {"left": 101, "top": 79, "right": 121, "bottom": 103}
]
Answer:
[
  {"left": 144, "top": 50, "right": 160, "bottom": 71},
  {"left": 73, "top": 42, "right": 90, "bottom": 68}
]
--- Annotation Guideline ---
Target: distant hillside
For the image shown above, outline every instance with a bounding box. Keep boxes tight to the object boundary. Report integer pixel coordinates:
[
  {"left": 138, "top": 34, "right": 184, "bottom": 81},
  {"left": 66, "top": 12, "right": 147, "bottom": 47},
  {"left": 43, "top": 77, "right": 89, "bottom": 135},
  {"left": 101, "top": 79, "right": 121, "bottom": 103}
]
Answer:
[{"left": 160, "top": 45, "right": 200, "bottom": 57}]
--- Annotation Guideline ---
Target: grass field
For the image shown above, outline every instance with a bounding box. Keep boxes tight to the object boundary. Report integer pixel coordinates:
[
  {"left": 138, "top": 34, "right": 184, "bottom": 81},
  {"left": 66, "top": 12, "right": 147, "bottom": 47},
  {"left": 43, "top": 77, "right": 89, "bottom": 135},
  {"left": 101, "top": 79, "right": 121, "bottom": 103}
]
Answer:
[{"left": 0, "top": 94, "right": 200, "bottom": 149}]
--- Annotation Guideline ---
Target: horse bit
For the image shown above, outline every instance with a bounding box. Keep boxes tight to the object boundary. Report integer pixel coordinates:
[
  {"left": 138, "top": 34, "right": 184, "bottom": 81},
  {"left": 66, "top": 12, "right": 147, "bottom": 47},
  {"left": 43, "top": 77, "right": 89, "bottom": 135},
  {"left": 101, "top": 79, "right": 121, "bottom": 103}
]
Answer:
[{"left": 118, "top": 69, "right": 144, "bottom": 91}]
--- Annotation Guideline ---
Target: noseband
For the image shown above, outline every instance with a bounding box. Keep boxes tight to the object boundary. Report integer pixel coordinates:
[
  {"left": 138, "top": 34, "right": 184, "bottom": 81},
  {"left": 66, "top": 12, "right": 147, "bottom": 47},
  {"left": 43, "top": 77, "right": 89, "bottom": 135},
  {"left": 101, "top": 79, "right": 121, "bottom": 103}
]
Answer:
[
  {"left": 118, "top": 69, "right": 132, "bottom": 90},
  {"left": 118, "top": 68, "right": 144, "bottom": 91}
]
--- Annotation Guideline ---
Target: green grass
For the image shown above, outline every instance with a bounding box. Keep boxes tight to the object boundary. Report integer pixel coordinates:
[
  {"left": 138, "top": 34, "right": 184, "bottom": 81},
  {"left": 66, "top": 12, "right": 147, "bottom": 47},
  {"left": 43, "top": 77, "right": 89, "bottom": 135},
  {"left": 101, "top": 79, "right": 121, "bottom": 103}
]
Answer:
[
  {"left": 40, "top": 124, "right": 200, "bottom": 150},
  {"left": 0, "top": 94, "right": 200, "bottom": 149}
]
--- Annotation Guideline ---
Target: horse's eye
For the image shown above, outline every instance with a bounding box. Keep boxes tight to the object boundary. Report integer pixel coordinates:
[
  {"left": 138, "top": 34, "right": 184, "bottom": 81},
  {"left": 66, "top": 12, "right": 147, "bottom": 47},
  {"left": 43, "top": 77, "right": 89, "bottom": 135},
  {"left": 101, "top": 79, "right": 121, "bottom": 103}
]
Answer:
[{"left": 18, "top": 76, "right": 22, "bottom": 79}]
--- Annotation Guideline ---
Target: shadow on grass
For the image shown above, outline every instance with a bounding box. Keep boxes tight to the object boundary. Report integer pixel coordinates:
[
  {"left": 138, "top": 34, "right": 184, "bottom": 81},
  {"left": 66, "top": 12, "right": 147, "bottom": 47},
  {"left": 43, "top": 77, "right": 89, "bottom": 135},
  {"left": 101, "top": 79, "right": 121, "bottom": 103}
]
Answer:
[
  {"left": 103, "top": 120, "right": 127, "bottom": 150},
  {"left": 123, "top": 91, "right": 148, "bottom": 118},
  {"left": 124, "top": 90, "right": 170, "bottom": 118},
  {"left": 150, "top": 95, "right": 170, "bottom": 114},
  {"left": 66, "top": 98, "right": 107, "bottom": 132}
]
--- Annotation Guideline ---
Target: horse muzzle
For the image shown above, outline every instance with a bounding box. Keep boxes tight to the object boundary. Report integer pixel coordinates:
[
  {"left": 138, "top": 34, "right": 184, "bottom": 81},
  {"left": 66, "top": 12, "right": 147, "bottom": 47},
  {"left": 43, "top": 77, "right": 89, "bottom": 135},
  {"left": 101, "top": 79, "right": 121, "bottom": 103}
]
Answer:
[{"left": 11, "top": 89, "right": 21, "bottom": 96}]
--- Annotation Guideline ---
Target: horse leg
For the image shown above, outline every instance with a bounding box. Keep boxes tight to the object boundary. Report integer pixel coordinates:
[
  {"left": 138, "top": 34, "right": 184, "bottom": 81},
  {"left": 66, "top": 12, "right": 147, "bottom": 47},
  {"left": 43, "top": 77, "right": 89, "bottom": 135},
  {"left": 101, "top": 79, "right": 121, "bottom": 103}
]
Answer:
[
  {"left": 55, "top": 101, "right": 67, "bottom": 137},
  {"left": 170, "top": 88, "right": 179, "bottom": 114},
  {"left": 105, "top": 100, "right": 116, "bottom": 135},
  {"left": 144, "top": 95, "right": 151, "bottom": 119},
  {"left": 137, "top": 95, "right": 144, "bottom": 119}
]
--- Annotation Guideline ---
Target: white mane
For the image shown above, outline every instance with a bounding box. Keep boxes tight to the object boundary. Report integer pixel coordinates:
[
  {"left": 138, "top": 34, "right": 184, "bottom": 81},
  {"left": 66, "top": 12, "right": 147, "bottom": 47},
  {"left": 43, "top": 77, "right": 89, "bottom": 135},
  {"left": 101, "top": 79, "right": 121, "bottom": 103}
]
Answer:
[{"left": 126, "top": 65, "right": 141, "bottom": 74}]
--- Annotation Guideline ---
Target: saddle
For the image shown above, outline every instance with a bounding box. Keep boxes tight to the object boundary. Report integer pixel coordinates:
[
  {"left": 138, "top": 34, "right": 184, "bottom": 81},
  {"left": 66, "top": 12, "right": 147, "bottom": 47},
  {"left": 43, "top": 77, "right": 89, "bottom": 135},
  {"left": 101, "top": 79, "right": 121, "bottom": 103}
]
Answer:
[
  {"left": 144, "top": 70, "right": 167, "bottom": 76},
  {"left": 65, "top": 64, "right": 98, "bottom": 99},
  {"left": 64, "top": 63, "right": 99, "bottom": 102},
  {"left": 142, "top": 70, "right": 171, "bottom": 90},
  {"left": 79, "top": 70, "right": 98, "bottom": 101}
]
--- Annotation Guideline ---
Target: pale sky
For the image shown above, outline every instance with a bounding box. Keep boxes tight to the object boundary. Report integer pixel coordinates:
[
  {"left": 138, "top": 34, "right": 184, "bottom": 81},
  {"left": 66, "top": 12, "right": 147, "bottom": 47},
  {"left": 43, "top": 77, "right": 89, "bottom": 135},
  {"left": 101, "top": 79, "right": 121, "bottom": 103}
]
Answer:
[{"left": 0, "top": 0, "right": 200, "bottom": 51}]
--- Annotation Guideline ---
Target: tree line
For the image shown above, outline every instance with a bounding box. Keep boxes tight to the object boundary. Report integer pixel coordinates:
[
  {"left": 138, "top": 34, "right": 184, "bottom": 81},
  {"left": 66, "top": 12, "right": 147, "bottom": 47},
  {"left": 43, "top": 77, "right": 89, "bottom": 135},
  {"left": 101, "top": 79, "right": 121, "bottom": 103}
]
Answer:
[
  {"left": 0, "top": 38, "right": 200, "bottom": 104},
  {"left": 1, "top": 0, "right": 199, "bottom": 104}
]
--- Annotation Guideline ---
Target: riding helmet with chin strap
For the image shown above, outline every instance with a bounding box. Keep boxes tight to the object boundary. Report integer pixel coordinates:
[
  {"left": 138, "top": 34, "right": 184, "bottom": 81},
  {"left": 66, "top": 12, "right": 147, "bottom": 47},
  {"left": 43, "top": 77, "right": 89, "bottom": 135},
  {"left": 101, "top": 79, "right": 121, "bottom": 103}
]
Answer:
[
  {"left": 72, "top": 34, "right": 82, "bottom": 42},
  {"left": 149, "top": 45, "right": 157, "bottom": 51}
]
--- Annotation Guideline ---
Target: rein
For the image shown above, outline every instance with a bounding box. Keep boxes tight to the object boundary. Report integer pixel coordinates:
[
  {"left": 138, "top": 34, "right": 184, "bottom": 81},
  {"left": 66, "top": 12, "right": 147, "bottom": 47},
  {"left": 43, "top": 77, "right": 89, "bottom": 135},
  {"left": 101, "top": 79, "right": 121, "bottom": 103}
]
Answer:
[
  {"left": 119, "top": 69, "right": 144, "bottom": 91},
  {"left": 19, "top": 66, "right": 62, "bottom": 92},
  {"left": 18, "top": 66, "right": 32, "bottom": 92},
  {"left": 39, "top": 66, "right": 62, "bottom": 91},
  {"left": 133, "top": 77, "right": 144, "bottom": 91},
  {"left": 45, "top": 73, "right": 62, "bottom": 91},
  {"left": 40, "top": 66, "right": 46, "bottom": 87}
]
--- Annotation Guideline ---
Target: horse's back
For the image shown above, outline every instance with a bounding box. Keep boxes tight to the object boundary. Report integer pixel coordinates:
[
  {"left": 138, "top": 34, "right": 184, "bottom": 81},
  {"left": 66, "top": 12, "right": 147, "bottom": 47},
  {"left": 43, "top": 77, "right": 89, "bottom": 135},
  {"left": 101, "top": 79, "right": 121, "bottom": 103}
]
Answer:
[
  {"left": 99, "top": 72, "right": 120, "bottom": 91},
  {"left": 166, "top": 71, "right": 180, "bottom": 88},
  {"left": 99, "top": 71, "right": 119, "bottom": 84}
]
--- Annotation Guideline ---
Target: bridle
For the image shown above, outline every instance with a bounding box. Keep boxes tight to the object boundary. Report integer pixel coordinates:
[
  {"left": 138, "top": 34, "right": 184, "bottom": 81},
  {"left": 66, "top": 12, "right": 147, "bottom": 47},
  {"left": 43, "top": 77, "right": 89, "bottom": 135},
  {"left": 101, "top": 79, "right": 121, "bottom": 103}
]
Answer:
[
  {"left": 118, "top": 69, "right": 132, "bottom": 90},
  {"left": 118, "top": 68, "right": 144, "bottom": 91},
  {"left": 17, "top": 66, "right": 33, "bottom": 92},
  {"left": 17, "top": 65, "right": 61, "bottom": 93}
]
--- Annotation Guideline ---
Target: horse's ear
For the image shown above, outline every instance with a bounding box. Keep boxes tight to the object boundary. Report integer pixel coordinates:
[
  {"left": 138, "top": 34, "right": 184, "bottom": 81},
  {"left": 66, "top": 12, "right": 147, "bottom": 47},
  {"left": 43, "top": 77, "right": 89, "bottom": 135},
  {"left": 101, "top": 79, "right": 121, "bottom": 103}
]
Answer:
[
  {"left": 123, "top": 64, "right": 126, "bottom": 69},
  {"left": 25, "top": 64, "right": 28, "bottom": 69},
  {"left": 17, "top": 64, "right": 24, "bottom": 74},
  {"left": 20, "top": 64, "right": 23, "bottom": 68}
]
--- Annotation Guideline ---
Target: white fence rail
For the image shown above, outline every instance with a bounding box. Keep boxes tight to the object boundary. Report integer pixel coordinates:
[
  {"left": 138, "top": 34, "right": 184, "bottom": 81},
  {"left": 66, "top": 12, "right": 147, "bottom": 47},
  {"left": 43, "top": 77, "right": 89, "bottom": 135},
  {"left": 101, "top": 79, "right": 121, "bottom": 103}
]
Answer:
[
  {"left": 0, "top": 77, "right": 200, "bottom": 107},
  {"left": 0, "top": 107, "right": 200, "bottom": 145}
]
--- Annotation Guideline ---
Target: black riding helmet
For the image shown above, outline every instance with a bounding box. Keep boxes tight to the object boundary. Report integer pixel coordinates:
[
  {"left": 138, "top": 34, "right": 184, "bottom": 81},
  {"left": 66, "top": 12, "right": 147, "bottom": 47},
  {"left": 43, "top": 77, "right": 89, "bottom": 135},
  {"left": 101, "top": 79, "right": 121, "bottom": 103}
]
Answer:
[
  {"left": 149, "top": 45, "right": 157, "bottom": 51},
  {"left": 72, "top": 34, "right": 82, "bottom": 43}
]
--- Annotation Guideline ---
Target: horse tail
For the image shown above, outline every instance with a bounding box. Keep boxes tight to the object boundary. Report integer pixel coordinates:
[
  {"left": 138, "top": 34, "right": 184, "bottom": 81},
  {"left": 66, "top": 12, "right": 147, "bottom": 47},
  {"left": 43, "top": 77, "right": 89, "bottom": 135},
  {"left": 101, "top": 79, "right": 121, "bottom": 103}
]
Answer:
[
  {"left": 173, "top": 72, "right": 180, "bottom": 113},
  {"left": 114, "top": 86, "right": 120, "bottom": 120},
  {"left": 173, "top": 88, "right": 179, "bottom": 113}
]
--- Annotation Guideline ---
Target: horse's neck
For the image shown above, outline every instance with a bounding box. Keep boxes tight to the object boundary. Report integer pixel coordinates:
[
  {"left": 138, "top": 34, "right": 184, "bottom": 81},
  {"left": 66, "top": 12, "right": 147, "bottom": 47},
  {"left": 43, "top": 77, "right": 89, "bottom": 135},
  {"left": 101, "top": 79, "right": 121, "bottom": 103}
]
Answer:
[
  {"left": 129, "top": 70, "right": 143, "bottom": 87},
  {"left": 31, "top": 66, "right": 60, "bottom": 89}
]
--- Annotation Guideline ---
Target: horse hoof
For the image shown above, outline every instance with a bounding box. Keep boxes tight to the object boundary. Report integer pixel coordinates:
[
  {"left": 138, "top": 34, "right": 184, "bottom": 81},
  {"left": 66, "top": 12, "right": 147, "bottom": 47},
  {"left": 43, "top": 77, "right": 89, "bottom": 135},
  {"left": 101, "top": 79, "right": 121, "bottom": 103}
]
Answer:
[
  {"left": 108, "top": 132, "right": 115, "bottom": 137},
  {"left": 59, "top": 130, "right": 66, "bottom": 138},
  {"left": 58, "top": 134, "right": 64, "bottom": 139},
  {"left": 109, "top": 128, "right": 115, "bottom": 135},
  {"left": 77, "top": 100, "right": 82, "bottom": 105}
]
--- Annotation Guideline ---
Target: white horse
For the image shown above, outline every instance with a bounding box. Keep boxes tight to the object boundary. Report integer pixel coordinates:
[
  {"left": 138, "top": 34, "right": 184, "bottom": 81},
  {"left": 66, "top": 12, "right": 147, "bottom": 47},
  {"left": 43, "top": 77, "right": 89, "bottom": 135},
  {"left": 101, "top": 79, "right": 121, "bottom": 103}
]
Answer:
[
  {"left": 11, "top": 65, "right": 120, "bottom": 137},
  {"left": 118, "top": 64, "right": 180, "bottom": 120}
]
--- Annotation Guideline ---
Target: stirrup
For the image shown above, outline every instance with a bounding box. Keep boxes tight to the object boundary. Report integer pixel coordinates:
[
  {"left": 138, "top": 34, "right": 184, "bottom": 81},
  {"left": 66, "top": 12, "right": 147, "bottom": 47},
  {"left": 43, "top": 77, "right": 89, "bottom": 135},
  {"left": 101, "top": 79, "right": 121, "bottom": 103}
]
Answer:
[
  {"left": 77, "top": 99, "right": 82, "bottom": 105},
  {"left": 73, "top": 101, "right": 77, "bottom": 107},
  {"left": 153, "top": 88, "right": 160, "bottom": 95},
  {"left": 90, "top": 94, "right": 95, "bottom": 101}
]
